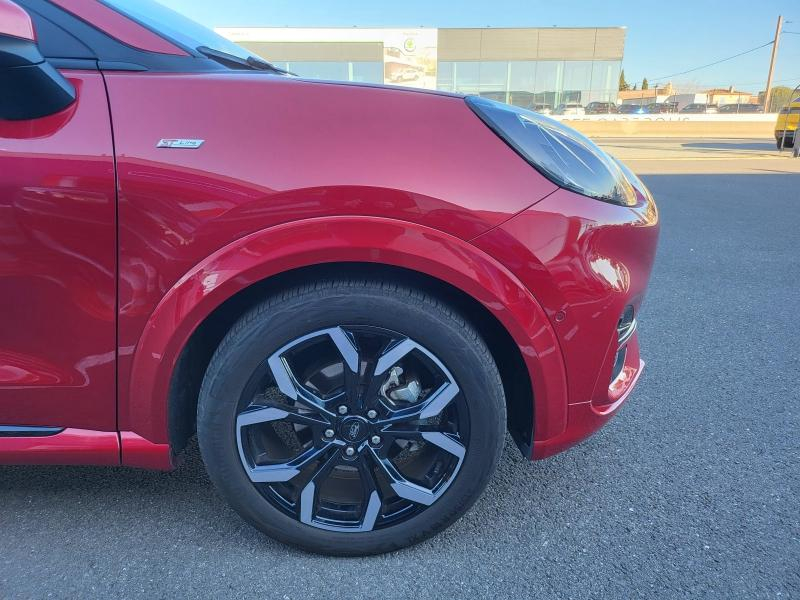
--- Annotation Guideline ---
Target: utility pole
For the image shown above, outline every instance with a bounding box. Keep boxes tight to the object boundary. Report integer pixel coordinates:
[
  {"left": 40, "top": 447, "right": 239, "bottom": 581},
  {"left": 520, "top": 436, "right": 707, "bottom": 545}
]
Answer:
[{"left": 764, "top": 15, "right": 783, "bottom": 111}]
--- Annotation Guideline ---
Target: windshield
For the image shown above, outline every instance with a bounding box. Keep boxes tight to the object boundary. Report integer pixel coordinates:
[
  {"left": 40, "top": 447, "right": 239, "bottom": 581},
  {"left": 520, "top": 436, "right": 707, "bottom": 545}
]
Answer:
[{"left": 101, "top": 0, "right": 262, "bottom": 61}]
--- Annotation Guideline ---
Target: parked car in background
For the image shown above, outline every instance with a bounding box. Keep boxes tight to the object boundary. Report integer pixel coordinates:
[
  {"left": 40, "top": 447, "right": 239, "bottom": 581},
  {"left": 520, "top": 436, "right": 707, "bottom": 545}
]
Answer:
[
  {"left": 504, "top": 92, "right": 552, "bottom": 114},
  {"left": 775, "top": 98, "right": 799, "bottom": 148},
  {"left": 585, "top": 101, "right": 618, "bottom": 114},
  {"left": 645, "top": 102, "right": 678, "bottom": 114},
  {"left": 718, "top": 103, "right": 764, "bottom": 114},
  {"left": 553, "top": 103, "right": 585, "bottom": 115},
  {"left": 617, "top": 103, "right": 649, "bottom": 114},
  {"left": 0, "top": 0, "right": 659, "bottom": 556},
  {"left": 680, "top": 103, "right": 719, "bottom": 114}
]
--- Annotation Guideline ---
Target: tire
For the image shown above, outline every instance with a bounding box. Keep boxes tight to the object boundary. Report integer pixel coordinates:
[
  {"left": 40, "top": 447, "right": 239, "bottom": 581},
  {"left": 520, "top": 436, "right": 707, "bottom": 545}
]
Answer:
[{"left": 197, "top": 279, "right": 506, "bottom": 555}]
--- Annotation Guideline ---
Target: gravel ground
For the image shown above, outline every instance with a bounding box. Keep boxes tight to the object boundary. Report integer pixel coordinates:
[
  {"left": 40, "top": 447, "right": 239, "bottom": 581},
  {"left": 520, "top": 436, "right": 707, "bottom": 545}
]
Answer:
[{"left": 1, "top": 170, "right": 798, "bottom": 599}]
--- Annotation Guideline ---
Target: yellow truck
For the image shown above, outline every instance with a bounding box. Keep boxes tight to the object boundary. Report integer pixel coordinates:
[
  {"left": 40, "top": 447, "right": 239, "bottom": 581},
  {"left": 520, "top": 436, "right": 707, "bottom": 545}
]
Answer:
[{"left": 775, "top": 97, "right": 799, "bottom": 149}]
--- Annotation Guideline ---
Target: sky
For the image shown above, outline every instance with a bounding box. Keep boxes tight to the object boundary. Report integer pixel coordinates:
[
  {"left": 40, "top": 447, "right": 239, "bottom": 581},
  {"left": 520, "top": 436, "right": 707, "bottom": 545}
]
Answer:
[{"left": 158, "top": 0, "right": 800, "bottom": 93}]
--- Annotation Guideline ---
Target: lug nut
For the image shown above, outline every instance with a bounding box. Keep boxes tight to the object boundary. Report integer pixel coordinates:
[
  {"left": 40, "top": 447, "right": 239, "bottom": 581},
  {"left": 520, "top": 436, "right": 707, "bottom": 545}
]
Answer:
[
  {"left": 370, "top": 435, "right": 381, "bottom": 446},
  {"left": 338, "top": 405, "right": 348, "bottom": 415},
  {"left": 344, "top": 447, "right": 356, "bottom": 457},
  {"left": 324, "top": 429, "right": 335, "bottom": 439},
  {"left": 366, "top": 409, "right": 378, "bottom": 419}
]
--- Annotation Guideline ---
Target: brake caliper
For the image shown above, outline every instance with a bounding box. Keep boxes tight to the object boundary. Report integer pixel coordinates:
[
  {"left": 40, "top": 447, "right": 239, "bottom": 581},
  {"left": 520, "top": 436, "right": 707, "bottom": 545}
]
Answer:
[{"left": 380, "top": 366, "right": 422, "bottom": 406}]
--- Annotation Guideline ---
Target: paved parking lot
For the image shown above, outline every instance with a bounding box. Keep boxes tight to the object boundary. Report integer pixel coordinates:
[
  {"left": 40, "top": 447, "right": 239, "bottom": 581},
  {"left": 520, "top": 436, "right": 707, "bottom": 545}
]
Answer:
[{"left": 1, "top": 139, "right": 798, "bottom": 599}]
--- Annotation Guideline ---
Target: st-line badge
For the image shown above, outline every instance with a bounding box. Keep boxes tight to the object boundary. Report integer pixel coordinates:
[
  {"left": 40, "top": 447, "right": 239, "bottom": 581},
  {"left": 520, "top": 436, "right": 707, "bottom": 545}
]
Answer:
[{"left": 156, "top": 138, "right": 204, "bottom": 149}]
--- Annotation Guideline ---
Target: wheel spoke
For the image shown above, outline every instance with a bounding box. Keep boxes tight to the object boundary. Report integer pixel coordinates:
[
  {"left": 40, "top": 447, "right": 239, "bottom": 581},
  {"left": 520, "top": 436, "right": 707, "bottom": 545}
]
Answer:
[
  {"left": 367, "top": 447, "right": 441, "bottom": 506},
  {"left": 377, "top": 381, "right": 459, "bottom": 426},
  {"left": 374, "top": 338, "right": 417, "bottom": 376},
  {"left": 268, "top": 353, "right": 335, "bottom": 416},
  {"left": 298, "top": 452, "right": 383, "bottom": 531},
  {"left": 340, "top": 328, "right": 406, "bottom": 411},
  {"left": 379, "top": 429, "right": 466, "bottom": 460},
  {"left": 299, "top": 448, "right": 344, "bottom": 526},
  {"left": 237, "top": 406, "right": 288, "bottom": 427},
  {"left": 340, "top": 340, "right": 370, "bottom": 411},
  {"left": 267, "top": 326, "right": 359, "bottom": 417},
  {"left": 355, "top": 457, "right": 382, "bottom": 531},
  {"left": 326, "top": 326, "right": 360, "bottom": 373},
  {"left": 237, "top": 405, "right": 330, "bottom": 429},
  {"left": 420, "top": 431, "right": 466, "bottom": 459},
  {"left": 238, "top": 439, "right": 334, "bottom": 484}
]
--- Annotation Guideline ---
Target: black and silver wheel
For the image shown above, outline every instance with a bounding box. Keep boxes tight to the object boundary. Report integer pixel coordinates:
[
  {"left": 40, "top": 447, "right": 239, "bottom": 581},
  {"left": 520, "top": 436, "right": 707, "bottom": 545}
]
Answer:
[{"left": 197, "top": 279, "right": 505, "bottom": 555}]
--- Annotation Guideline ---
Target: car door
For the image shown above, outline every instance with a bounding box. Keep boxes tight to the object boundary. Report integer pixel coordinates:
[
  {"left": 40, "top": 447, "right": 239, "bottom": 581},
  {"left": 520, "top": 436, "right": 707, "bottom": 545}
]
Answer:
[{"left": 0, "top": 7, "right": 116, "bottom": 433}]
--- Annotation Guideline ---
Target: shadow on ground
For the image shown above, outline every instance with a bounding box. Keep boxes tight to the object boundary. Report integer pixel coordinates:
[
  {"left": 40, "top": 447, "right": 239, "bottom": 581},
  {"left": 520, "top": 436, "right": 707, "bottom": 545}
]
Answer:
[{"left": 682, "top": 140, "right": 776, "bottom": 151}]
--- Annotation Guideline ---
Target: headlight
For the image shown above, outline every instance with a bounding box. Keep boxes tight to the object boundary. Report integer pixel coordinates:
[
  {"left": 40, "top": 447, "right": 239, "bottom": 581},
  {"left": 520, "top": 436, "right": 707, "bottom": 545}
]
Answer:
[
  {"left": 613, "top": 157, "right": 652, "bottom": 203},
  {"left": 466, "top": 96, "right": 638, "bottom": 206}
]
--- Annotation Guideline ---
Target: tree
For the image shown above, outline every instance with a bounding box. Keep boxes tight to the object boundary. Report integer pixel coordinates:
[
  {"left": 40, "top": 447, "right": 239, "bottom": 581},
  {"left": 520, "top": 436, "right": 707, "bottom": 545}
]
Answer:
[
  {"left": 641, "top": 78, "right": 649, "bottom": 90},
  {"left": 763, "top": 86, "right": 793, "bottom": 112},
  {"left": 618, "top": 69, "right": 630, "bottom": 91}
]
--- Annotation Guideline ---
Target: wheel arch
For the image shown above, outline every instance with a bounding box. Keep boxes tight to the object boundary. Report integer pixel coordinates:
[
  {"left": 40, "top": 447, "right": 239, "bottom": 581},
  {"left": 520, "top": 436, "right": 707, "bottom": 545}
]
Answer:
[{"left": 120, "top": 217, "right": 568, "bottom": 467}]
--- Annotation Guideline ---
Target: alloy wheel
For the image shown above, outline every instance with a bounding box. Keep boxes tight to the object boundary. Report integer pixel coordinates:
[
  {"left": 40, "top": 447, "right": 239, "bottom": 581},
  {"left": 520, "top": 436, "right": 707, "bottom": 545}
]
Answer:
[{"left": 234, "top": 326, "right": 469, "bottom": 532}]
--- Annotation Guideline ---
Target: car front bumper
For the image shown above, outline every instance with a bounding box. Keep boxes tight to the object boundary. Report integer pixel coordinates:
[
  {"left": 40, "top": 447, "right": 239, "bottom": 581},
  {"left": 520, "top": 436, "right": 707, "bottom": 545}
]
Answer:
[
  {"left": 532, "top": 339, "right": 645, "bottom": 459},
  {"left": 472, "top": 184, "right": 659, "bottom": 459}
]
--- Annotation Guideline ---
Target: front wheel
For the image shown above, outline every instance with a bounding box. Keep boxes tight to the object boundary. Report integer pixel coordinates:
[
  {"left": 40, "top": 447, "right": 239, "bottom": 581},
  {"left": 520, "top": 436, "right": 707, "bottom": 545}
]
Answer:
[{"left": 197, "top": 279, "right": 506, "bottom": 555}]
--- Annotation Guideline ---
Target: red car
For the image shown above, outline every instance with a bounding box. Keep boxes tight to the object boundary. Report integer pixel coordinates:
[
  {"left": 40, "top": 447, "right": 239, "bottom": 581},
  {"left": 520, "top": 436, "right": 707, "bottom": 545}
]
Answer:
[{"left": 0, "top": 0, "right": 659, "bottom": 555}]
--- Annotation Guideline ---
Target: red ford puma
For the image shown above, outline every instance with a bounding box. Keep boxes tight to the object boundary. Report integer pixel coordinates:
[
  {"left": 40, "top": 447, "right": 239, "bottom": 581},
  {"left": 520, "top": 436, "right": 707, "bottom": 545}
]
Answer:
[{"left": 0, "top": 0, "right": 659, "bottom": 555}]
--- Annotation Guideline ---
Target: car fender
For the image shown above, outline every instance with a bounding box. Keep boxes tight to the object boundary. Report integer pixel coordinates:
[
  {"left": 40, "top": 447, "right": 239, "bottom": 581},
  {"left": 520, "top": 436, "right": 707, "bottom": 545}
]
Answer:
[{"left": 122, "top": 216, "right": 568, "bottom": 467}]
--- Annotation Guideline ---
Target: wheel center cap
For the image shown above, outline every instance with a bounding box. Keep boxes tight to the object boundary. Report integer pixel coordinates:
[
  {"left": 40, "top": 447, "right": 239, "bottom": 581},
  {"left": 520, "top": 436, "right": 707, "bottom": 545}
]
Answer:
[{"left": 339, "top": 417, "right": 369, "bottom": 443}]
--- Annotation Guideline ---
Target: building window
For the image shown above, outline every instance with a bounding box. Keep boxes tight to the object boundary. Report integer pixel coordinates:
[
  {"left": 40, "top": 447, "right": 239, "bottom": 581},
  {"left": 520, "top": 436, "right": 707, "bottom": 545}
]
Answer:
[
  {"left": 350, "top": 62, "right": 383, "bottom": 83},
  {"left": 562, "top": 61, "right": 593, "bottom": 105},
  {"left": 478, "top": 62, "right": 509, "bottom": 101},
  {"left": 452, "top": 61, "right": 480, "bottom": 94},
  {"left": 284, "top": 61, "right": 382, "bottom": 84},
  {"left": 533, "top": 61, "right": 563, "bottom": 109},
  {"left": 508, "top": 61, "right": 536, "bottom": 108},
  {"left": 435, "top": 59, "right": 621, "bottom": 110},
  {"left": 437, "top": 61, "right": 455, "bottom": 92},
  {"left": 589, "top": 61, "right": 621, "bottom": 103}
]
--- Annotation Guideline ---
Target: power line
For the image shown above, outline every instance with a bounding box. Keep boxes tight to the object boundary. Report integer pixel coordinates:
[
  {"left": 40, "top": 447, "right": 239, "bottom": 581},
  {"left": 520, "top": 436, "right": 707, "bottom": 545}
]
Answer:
[
  {"left": 647, "top": 40, "right": 774, "bottom": 83},
  {"left": 722, "top": 75, "right": 800, "bottom": 87}
]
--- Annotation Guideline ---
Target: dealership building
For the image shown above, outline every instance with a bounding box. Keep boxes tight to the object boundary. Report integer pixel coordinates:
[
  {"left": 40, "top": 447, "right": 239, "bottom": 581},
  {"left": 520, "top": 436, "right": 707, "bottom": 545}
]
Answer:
[{"left": 218, "top": 27, "right": 626, "bottom": 109}]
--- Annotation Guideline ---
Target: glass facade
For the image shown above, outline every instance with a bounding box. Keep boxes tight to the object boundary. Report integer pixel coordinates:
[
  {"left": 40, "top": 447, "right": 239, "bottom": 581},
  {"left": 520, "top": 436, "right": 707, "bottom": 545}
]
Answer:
[
  {"left": 271, "top": 61, "right": 384, "bottom": 84},
  {"left": 226, "top": 28, "right": 626, "bottom": 108},
  {"left": 269, "top": 59, "right": 620, "bottom": 110},
  {"left": 437, "top": 60, "right": 621, "bottom": 110}
]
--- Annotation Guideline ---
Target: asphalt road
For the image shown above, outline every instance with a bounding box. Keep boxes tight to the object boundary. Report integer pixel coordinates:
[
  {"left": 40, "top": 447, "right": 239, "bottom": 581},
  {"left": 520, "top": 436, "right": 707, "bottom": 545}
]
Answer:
[{"left": 1, "top": 143, "right": 799, "bottom": 599}]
